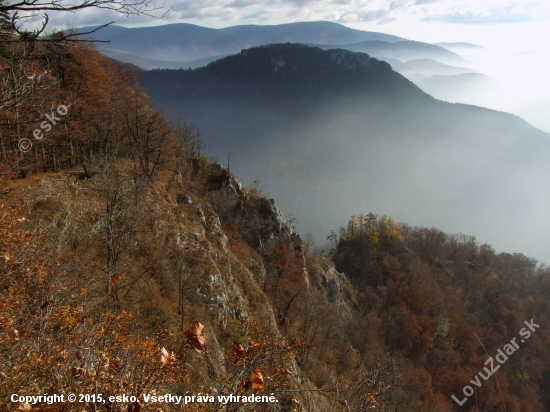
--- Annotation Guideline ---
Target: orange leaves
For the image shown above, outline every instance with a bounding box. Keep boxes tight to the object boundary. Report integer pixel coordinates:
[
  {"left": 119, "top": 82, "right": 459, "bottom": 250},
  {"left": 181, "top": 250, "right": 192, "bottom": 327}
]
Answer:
[
  {"left": 231, "top": 341, "right": 246, "bottom": 364},
  {"left": 238, "top": 368, "right": 265, "bottom": 393},
  {"left": 221, "top": 319, "right": 301, "bottom": 398},
  {"left": 184, "top": 321, "right": 206, "bottom": 353},
  {"left": 266, "top": 368, "right": 292, "bottom": 381},
  {"left": 251, "top": 368, "right": 264, "bottom": 391},
  {"left": 110, "top": 273, "right": 122, "bottom": 286}
]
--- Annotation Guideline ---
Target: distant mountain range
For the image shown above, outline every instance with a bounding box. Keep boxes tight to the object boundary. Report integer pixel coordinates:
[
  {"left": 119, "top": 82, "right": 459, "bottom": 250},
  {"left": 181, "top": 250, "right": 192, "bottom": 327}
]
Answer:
[
  {"left": 436, "top": 42, "right": 484, "bottom": 50},
  {"left": 80, "top": 21, "right": 497, "bottom": 104},
  {"left": 76, "top": 20, "right": 505, "bottom": 108},
  {"left": 318, "top": 40, "right": 466, "bottom": 65},
  {"left": 79, "top": 21, "right": 404, "bottom": 64},
  {"left": 80, "top": 21, "right": 466, "bottom": 69},
  {"left": 138, "top": 43, "right": 550, "bottom": 261}
]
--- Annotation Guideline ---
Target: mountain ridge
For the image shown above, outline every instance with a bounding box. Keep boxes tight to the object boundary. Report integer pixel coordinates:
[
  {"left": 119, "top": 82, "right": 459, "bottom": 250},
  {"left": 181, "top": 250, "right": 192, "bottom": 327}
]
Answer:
[
  {"left": 319, "top": 40, "right": 467, "bottom": 65},
  {"left": 78, "top": 21, "right": 406, "bottom": 63},
  {"left": 138, "top": 43, "right": 550, "bottom": 263}
]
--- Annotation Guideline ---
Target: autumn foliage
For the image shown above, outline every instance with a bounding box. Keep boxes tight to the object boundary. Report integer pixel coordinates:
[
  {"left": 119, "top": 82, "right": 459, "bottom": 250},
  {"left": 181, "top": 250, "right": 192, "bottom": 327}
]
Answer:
[
  {"left": 1, "top": 17, "right": 550, "bottom": 412},
  {"left": 0, "top": 31, "right": 299, "bottom": 411},
  {"left": 327, "top": 214, "right": 550, "bottom": 411}
]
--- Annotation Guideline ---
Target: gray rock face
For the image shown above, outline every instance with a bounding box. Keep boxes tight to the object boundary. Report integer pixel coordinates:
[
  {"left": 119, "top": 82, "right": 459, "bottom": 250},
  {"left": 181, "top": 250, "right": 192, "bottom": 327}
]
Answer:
[
  {"left": 329, "top": 49, "right": 371, "bottom": 70},
  {"left": 326, "top": 278, "right": 341, "bottom": 302},
  {"left": 176, "top": 193, "right": 192, "bottom": 204},
  {"left": 206, "top": 162, "right": 304, "bottom": 258}
]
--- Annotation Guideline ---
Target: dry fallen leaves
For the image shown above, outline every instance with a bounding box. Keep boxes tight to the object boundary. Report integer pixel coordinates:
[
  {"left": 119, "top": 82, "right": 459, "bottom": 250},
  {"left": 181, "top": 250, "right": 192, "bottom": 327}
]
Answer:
[
  {"left": 110, "top": 273, "right": 121, "bottom": 286},
  {"left": 231, "top": 341, "right": 246, "bottom": 364},
  {"left": 184, "top": 321, "right": 206, "bottom": 353},
  {"left": 159, "top": 347, "right": 175, "bottom": 367},
  {"left": 251, "top": 368, "right": 264, "bottom": 391}
]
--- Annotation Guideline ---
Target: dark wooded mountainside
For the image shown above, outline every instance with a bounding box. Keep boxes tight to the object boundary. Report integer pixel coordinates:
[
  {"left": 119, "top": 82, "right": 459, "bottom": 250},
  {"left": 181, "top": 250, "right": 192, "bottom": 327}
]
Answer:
[{"left": 1, "top": 16, "right": 549, "bottom": 412}]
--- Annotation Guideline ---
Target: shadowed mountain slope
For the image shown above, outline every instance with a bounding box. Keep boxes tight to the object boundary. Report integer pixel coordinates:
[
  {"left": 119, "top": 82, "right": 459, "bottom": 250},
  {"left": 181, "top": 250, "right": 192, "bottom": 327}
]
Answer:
[{"left": 139, "top": 43, "right": 550, "bottom": 263}]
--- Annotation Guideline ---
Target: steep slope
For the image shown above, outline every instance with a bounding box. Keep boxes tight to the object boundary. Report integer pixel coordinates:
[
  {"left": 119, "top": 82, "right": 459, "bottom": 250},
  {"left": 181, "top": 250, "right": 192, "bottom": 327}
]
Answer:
[
  {"left": 139, "top": 43, "right": 550, "bottom": 263},
  {"left": 0, "top": 161, "right": 327, "bottom": 410}
]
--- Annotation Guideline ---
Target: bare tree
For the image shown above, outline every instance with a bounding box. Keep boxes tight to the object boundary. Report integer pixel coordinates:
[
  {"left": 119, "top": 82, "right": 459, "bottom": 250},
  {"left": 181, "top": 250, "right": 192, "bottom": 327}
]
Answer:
[
  {"left": 96, "top": 163, "right": 150, "bottom": 303},
  {"left": 0, "top": 0, "right": 168, "bottom": 43},
  {"left": 0, "top": 0, "right": 168, "bottom": 125}
]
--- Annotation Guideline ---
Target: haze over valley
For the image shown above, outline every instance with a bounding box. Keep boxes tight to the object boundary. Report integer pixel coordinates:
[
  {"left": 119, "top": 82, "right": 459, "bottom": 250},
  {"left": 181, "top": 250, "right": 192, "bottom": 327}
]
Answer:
[
  {"left": 65, "top": 20, "right": 550, "bottom": 262},
  {"left": 134, "top": 42, "right": 550, "bottom": 263}
]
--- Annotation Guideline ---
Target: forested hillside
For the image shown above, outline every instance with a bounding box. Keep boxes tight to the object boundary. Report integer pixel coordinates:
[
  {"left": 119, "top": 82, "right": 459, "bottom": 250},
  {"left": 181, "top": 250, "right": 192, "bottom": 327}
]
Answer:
[
  {"left": 330, "top": 216, "right": 550, "bottom": 410},
  {"left": 1, "top": 11, "right": 549, "bottom": 412}
]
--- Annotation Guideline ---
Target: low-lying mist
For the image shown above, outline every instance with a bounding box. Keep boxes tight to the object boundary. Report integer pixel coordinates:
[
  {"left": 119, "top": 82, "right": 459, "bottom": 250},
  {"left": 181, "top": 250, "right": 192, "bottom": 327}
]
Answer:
[
  {"left": 397, "top": 45, "right": 550, "bottom": 135},
  {"left": 139, "top": 45, "right": 550, "bottom": 263},
  {"left": 219, "top": 98, "right": 550, "bottom": 264}
]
